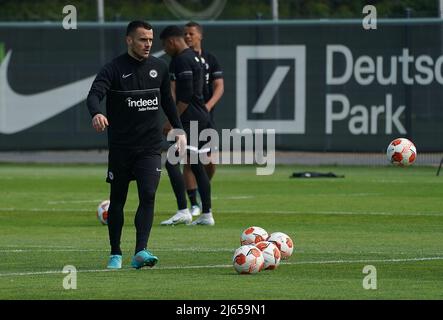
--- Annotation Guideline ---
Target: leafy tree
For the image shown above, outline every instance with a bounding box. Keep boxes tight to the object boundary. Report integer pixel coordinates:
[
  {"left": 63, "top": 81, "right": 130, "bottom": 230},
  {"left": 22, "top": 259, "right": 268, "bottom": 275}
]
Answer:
[{"left": 0, "top": 0, "right": 438, "bottom": 21}]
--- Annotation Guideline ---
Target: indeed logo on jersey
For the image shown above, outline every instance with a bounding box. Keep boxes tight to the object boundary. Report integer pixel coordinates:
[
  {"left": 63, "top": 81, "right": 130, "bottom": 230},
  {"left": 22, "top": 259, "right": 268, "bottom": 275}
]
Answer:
[{"left": 126, "top": 97, "right": 159, "bottom": 111}]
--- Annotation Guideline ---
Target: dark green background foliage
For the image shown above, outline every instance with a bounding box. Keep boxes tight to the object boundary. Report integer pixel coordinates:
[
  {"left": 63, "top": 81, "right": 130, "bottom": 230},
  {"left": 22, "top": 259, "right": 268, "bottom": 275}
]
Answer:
[{"left": 0, "top": 0, "right": 438, "bottom": 21}]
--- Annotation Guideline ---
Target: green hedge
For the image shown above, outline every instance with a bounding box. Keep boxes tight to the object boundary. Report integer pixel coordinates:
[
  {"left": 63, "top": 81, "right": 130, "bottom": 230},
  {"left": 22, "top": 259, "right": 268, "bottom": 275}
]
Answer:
[{"left": 0, "top": 0, "right": 438, "bottom": 21}]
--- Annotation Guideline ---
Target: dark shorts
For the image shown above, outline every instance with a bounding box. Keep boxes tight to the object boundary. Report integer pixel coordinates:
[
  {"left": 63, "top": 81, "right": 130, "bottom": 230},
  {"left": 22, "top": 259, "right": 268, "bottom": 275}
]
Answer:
[
  {"left": 181, "top": 118, "right": 216, "bottom": 155},
  {"left": 106, "top": 148, "right": 161, "bottom": 183}
]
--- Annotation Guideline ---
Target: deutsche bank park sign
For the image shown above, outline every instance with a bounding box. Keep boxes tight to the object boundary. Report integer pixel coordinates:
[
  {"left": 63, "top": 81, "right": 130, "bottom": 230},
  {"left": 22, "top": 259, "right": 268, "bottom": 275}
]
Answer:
[{"left": 0, "top": 20, "right": 442, "bottom": 151}]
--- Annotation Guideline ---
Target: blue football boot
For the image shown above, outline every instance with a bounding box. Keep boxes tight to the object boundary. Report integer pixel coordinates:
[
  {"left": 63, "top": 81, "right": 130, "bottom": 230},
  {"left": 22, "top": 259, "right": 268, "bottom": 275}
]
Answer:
[
  {"left": 131, "top": 249, "right": 158, "bottom": 269},
  {"left": 107, "top": 255, "right": 122, "bottom": 269}
]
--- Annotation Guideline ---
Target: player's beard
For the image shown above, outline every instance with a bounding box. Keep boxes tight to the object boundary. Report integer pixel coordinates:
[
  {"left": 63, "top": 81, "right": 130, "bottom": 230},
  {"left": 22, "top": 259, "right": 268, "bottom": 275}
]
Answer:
[{"left": 130, "top": 47, "right": 149, "bottom": 61}]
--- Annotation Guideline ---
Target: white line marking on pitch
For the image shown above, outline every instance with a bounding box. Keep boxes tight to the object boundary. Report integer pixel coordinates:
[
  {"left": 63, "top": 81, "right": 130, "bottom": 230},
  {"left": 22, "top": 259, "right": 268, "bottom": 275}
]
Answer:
[
  {"left": 218, "top": 209, "right": 443, "bottom": 217},
  {"left": 306, "top": 193, "right": 382, "bottom": 197},
  {"left": 0, "top": 245, "right": 75, "bottom": 248},
  {"left": 1, "top": 247, "right": 438, "bottom": 256},
  {"left": 217, "top": 195, "right": 256, "bottom": 200},
  {"left": 1, "top": 207, "right": 442, "bottom": 216},
  {"left": 0, "top": 207, "right": 91, "bottom": 212},
  {"left": 45, "top": 195, "right": 256, "bottom": 205},
  {"left": 0, "top": 256, "right": 442, "bottom": 277},
  {"left": 47, "top": 200, "right": 104, "bottom": 205},
  {"left": 0, "top": 247, "right": 235, "bottom": 253}
]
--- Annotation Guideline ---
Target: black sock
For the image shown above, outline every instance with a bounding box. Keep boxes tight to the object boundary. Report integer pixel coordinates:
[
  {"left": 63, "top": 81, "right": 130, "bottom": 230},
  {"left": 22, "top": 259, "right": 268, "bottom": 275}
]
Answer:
[{"left": 187, "top": 188, "right": 198, "bottom": 206}]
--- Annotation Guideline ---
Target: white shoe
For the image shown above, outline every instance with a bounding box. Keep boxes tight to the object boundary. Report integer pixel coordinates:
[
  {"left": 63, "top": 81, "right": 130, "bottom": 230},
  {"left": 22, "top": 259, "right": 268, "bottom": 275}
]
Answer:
[
  {"left": 160, "top": 209, "right": 192, "bottom": 226},
  {"left": 190, "top": 205, "right": 201, "bottom": 217},
  {"left": 190, "top": 213, "right": 215, "bottom": 226}
]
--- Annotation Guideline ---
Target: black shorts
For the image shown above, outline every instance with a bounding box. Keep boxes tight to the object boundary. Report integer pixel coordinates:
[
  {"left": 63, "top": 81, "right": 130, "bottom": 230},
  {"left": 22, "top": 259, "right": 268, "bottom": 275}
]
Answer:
[
  {"left": 106, "top": 148, "right": 161, "bottom": 183},
  {"left": 181, "top": 118, "right": 215, "bottom": 154}
]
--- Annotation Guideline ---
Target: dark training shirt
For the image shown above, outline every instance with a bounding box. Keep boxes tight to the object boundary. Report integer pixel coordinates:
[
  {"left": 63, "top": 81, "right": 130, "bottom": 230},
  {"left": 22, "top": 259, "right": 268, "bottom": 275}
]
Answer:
[
  {"left": 87, "top": 53, "right": 182, "bottom": 151},
  {"left": 169, "top": 48, "right": 209, "bottom": 125}
]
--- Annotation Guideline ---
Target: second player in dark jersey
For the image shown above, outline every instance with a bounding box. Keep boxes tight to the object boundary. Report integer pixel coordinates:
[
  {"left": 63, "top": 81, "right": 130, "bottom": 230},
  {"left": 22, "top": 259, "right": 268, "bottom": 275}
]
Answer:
[
  {"left": 86, "top": 21, "right": 185, "bottom": 269},
  {"left": 159, "top": 25, "right": 215, "bottom": 226},
  {"left": 183, "top": 21, "right": 224, "bottom": 217}
]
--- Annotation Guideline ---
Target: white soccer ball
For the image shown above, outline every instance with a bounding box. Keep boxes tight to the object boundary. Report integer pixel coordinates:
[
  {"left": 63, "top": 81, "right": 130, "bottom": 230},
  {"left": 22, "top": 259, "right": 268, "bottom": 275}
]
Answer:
[
  {"left": 240, "top": 226, "right": 269, "bottom": 245},
  {"left": 386, "top": 138, "right": 417, "bottom": 166},
  {"left": 255, "top": 241, "right": 281, "bottom": 270},
  {"left": 97, "top": 200, "right": 110, "bottom": 225},
  {"left": 268, "top": 232, "right": 294, "bottom": 260},
  {"left": 232, "top": 245, "right": 265, "bottom": 274}
]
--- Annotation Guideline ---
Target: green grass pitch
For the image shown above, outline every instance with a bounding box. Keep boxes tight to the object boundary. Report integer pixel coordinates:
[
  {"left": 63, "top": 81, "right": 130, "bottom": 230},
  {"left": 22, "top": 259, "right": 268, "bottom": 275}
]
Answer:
[{"left": 0, "top": 163, "right": 442, "bottom": 299}]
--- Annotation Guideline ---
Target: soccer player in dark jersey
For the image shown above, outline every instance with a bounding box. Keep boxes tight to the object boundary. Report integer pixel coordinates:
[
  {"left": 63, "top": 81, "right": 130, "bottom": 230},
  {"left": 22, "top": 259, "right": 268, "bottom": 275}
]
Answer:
[
  {"left": 183, "top": 21, "right": 224, "bottom": 217},
  {"left": 159, "top": 25, "right": 215, "bottom": 226},
  {"left": 86, "top": 21, "right": 186, "bottom": 269}
]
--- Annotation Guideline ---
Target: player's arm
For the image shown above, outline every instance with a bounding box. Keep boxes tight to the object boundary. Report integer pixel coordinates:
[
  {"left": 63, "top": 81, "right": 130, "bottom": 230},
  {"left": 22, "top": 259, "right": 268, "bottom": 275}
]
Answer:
[
  {"left": 161, "top": 65, "right": 186, "bottom": 152},
  {"left": 176, "top": 101, "right": 189, "bottom": 115},
  {"left": 173, "top": 56, "right": 195, "bottom": 115},
  {"left": 164, "top": 63, "right": 178, "bottom": 133},
  {"left": 160, "top": 64, "right": 183, "bottom": 131},
  {"left": 170, "top": 80, "right": 176, "bottom": 103},
  {"left": 86, "top": 64, "right": 113, "bottom": 132},
  {"left": 163, "top": 97, "right": 188, "bottom": 135},
  {"left": 168, "top": 59, "right": 177, "bottom": 103},
  {"left": 205, "top": 78, "right": 224, "bottom": 112},
  {"left": 162, "top": 57, "right": 192, "bottom": 137},
  {"left": 205, "top": 55, "right": 224, "bottom": 112},
  {"left": 173, "top": 77, "right": 193, "bottom": 116}
]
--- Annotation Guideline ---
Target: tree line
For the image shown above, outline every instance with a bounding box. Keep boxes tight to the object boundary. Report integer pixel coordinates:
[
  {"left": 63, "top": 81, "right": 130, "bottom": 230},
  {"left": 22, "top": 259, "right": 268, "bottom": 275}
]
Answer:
[{"left": 0, "top": 0, "right": 438, "bottom": 22}]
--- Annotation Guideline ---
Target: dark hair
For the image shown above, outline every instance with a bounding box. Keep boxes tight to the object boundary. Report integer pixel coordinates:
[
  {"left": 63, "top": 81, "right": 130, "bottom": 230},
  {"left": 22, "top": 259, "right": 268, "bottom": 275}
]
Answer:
[
  {"left": 126, "top": 20, "right": 152, "bottom": 36},
  {"left": 159, "top": 25, "right": 184, "bottom": 40},
  {"left": 185, "top": 21, "right": 203, "bottom": 34}
]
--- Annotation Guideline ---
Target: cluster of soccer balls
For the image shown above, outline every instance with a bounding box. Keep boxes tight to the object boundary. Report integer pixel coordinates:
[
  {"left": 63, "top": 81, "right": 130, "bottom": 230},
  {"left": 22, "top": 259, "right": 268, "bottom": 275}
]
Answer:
[
  {"left": 386, "top": 137, "right": 417, "bottom": 166},
  {"left": 232, "top": 226, "right": 294, "bottom": 274}
]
